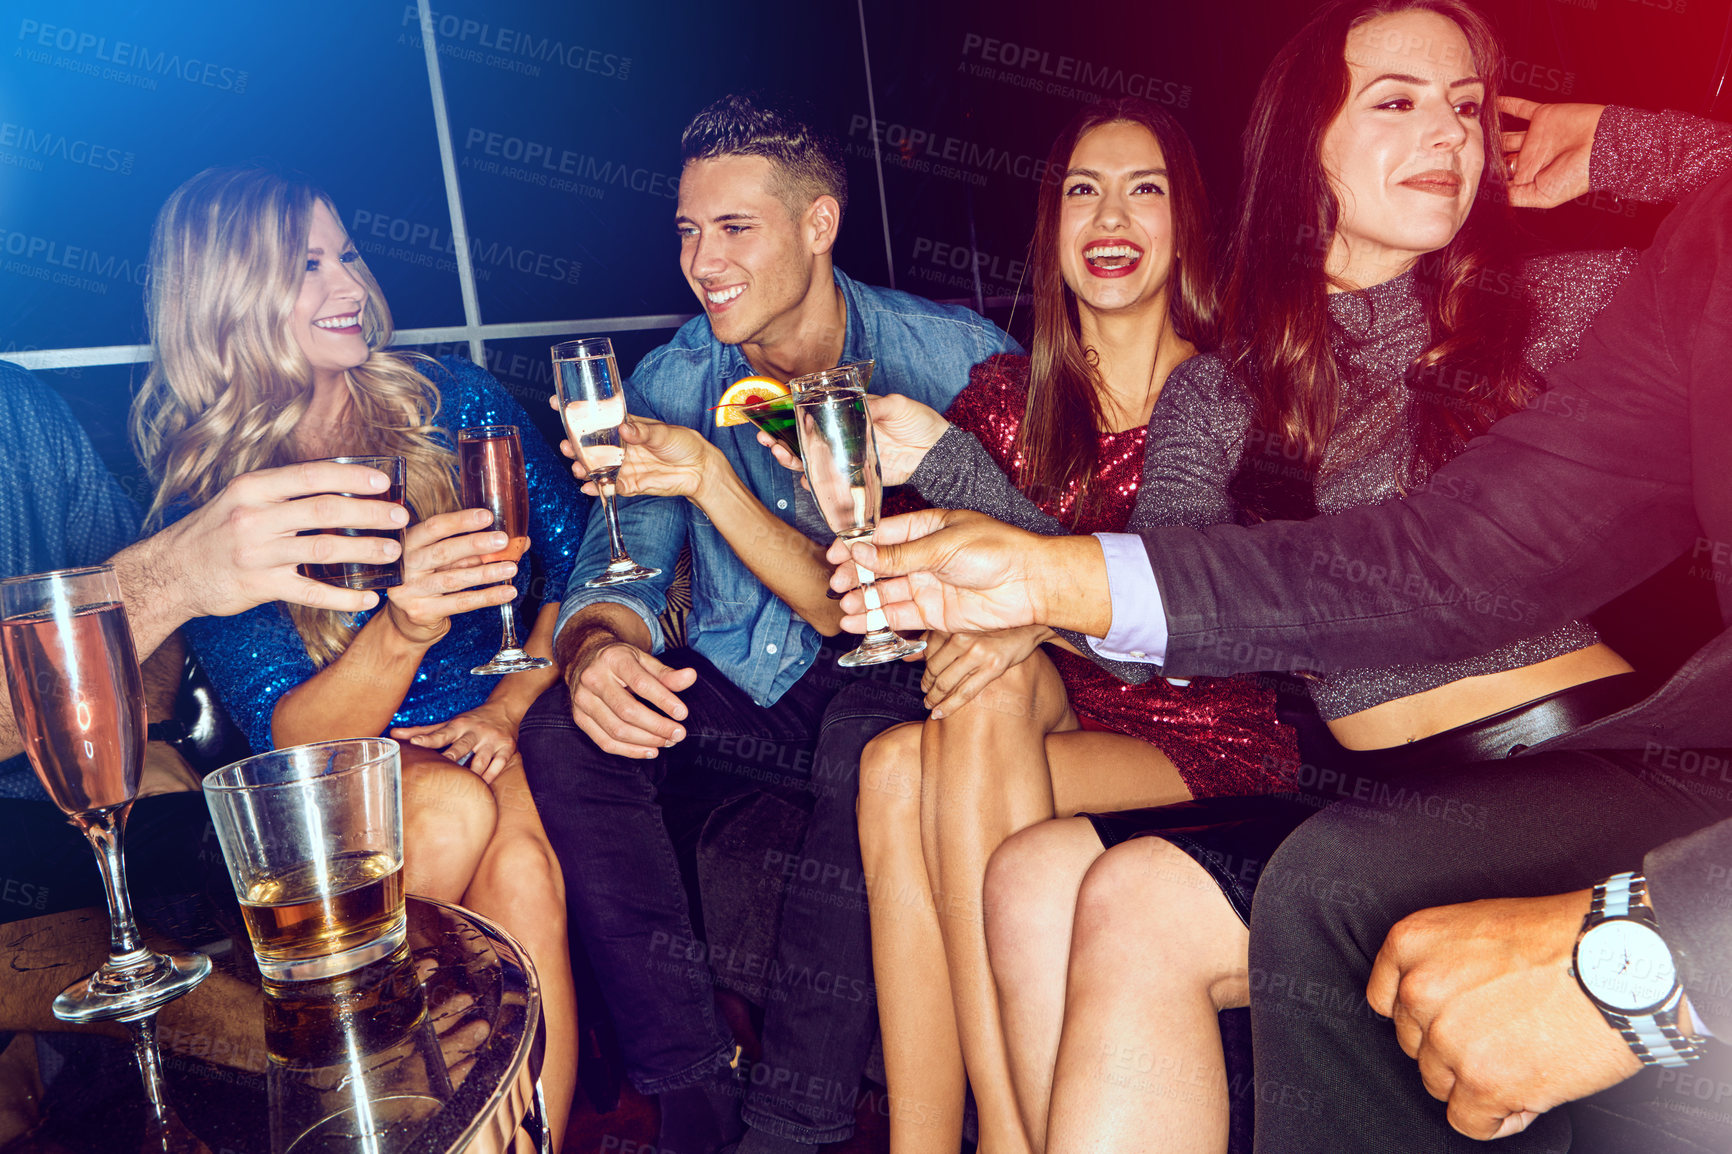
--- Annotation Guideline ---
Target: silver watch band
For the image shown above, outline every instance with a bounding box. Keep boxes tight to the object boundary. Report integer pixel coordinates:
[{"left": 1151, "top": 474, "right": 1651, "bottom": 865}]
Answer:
[{"left": 1589, "top": 873, "right": 1705, "bottom": 1069}]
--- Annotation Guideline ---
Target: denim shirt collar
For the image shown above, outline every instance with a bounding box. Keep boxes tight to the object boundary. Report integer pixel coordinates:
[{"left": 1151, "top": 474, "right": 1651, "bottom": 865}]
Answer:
[{"left": 715, "top": 267, "right": 874, "bottom": 387}]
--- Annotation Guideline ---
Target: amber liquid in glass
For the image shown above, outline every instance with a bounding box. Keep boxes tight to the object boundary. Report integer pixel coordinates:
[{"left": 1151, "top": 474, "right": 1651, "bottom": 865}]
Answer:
[
  {"left": 240, "top": 851, "right": 405, "bottom": 970},
  {"left": 299, "top": 467, "right": 406, "bottom": 591}
]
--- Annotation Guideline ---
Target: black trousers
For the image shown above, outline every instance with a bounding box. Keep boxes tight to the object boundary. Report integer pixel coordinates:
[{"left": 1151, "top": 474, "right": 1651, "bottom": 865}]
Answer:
[
  {"left": 519, "top": 646, "right": 926, "bottom": 1143},
  {"left": 1248, "top": 751, "right": 1732, "bottom": 1153}
]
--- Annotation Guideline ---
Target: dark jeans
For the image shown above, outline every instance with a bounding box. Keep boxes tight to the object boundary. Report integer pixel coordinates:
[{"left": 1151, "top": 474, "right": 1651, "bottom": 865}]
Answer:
[
  {"left": 1249, "top": 751, "right": 1732, "bottom": 1153},
  {"left": 518, "top": 646, "right": 926, "bottom": 1144}
]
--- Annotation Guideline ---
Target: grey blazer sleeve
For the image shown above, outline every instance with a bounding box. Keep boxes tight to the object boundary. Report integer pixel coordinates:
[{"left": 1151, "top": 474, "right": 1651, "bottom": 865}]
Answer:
[
  {"left": 1143, "top": 172, "right": 1731, "bottom": 682},
  {"left": 1646, "top": 818, "right": 1732, "bottom": 1039}
]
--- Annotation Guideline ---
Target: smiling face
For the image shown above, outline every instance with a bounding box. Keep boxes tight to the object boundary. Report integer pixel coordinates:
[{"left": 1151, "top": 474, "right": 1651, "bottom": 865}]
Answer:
[
  {"left": 1320, "top": 7, "right": 1486, "bottom": 288},
  {"left": 1056, "top": 120, "right": 1176, "bottom": 323},
  {"left": 290, "top": 200, "right": 370, "bottom": 392},
  {"left": 675, "top": 154, "right": 832, "bottom": 351}
]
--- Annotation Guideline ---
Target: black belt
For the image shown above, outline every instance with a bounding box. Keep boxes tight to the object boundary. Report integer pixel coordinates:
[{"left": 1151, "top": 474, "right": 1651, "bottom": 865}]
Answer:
[{"left": 1330, "top": 672, "right": 1652, "bottom": 777}]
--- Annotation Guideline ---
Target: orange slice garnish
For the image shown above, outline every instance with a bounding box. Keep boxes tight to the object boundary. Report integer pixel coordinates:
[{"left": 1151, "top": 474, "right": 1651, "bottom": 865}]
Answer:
[{"left": 714, "top": 376, "right": 790, "bottom": 426}]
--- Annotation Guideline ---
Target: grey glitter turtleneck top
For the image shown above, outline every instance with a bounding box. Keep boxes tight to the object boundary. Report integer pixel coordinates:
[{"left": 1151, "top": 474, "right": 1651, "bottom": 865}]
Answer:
[{"left": 907, "top": 106, "right": 1732, "bottom": 717}]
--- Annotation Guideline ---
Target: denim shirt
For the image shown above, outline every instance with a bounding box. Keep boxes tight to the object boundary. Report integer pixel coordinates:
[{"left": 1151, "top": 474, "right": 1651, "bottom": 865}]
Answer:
[{"left": 554, "top": 268, "right": 1020, "bottom": 707}]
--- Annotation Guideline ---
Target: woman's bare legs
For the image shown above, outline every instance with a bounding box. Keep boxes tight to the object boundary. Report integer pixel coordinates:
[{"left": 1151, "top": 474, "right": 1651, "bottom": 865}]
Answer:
[
  {"left": 859, "top": 720, "right": 967, "bottom": 1154},
  {"left": 1052, "top": 838, "right": 1248, "bottom": 1154},
  {"left": 400, "top": 748, "right": 495, "bottom": 902},
  {"left": 983, "top": 729, "right": 1198, "bottom": 1153},
  {"left": 982, "top": 817, "right": 1109, "bottom": 1153},
  {"left": 859, "top": 650, "right": 1078, "bottom": 1154},
  {"left": 862, "top": 650, "right": 1195, "bottom": 1154},
  {"left": 462, "top": 761, "right": 576, "bottom": 1153},
  {"left": 916, "top": 659, "right": 1077, "bottom": 1154},
  {"left": 922, "top": 666, "right": 1190, "bottom": 1153}
]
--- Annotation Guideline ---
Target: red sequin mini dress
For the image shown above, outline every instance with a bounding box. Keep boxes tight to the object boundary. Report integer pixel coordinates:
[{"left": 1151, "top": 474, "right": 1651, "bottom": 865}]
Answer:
[{"left": 941, "top": 354, "right": 1298, "bottom": 798}]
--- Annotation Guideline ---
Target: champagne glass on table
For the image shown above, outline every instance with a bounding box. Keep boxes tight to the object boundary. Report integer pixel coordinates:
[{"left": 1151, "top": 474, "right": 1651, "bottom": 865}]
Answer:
[
  {"left": 790, "top": 369, "right": 926, "bottom": 667},
  {"left": 458, "top": 426, "right": 552, "bottom": 676},
  {"left": 0, "top": 566, "right": 209, "bottom": 1021},
  {"left": 552, "top": 337, "right": 661, "bottom": 587}
]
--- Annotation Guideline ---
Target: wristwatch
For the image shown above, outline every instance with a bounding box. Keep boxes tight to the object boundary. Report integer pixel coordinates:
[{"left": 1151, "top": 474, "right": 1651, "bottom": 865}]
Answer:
[{"left": 1572, "top": 871, "right": 1706, "bottom": 1068}]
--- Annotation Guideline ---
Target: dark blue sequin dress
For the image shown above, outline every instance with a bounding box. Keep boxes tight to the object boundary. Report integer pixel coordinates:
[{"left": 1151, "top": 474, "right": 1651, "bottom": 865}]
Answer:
[{"left": 181, "top": 356, "right": 589, "bottom": 753}]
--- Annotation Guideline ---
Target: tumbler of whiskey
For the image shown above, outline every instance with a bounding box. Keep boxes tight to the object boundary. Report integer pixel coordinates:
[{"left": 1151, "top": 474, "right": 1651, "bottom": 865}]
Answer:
[{"left": 205, "top": 738, "right": 405, "bottom": 982}]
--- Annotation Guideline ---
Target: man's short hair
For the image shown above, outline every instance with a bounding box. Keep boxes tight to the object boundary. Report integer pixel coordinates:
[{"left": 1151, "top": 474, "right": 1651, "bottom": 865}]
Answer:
[{"left": 680, "top": 93, "right": 848, "bottom": 222}]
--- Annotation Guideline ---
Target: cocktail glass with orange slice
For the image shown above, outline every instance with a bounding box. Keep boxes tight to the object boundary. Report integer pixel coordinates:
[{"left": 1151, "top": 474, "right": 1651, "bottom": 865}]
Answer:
[{"left": 739, "top": 395, "right": 800, "bottom": 455}]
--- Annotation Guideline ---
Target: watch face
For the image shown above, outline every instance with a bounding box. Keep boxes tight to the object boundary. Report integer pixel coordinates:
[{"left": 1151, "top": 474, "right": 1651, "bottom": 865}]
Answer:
[{"left": 1578, "top": 920, "right": 1677, "bottom": 1013}]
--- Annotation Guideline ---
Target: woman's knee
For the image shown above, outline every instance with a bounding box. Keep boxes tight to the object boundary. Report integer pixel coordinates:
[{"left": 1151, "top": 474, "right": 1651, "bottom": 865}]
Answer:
[
  {"left": 1072, "top": 839, "right": 1247, "bottom": 996},
  {"left": 473, "top": 821, "right": 568, "bottom": 913},
  {"left": 984, "top": 819, "right": 1090, "bottom": 954},
  {"left": 403, "top": 761, "right": 496, "bottom": 858},
  {"left": 944, "top": 649, "right": 1065, "bottom": 733},
  {"left": 857, "top": 721, "right": 923, "bottom": 849}
]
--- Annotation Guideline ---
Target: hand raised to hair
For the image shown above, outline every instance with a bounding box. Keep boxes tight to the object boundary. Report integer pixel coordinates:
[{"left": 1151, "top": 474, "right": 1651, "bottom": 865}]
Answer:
[{"left": 1499, "top": 97, "right": 1606, "bottom": 210}]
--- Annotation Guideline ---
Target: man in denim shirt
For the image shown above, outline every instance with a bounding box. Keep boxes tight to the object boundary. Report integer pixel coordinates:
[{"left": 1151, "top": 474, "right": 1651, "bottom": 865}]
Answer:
[{"left": 519, "top": 95, "right": 1017, "bottom": 1154}]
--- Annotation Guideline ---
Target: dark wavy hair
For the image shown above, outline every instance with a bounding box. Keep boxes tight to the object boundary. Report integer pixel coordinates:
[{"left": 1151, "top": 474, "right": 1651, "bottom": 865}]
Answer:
[
  {"left": 681, "top": 92, "right": 848, "bottom": 222},
  {"left": 1015, "top": 97, "right": 1217, "bottom": 525},
  {"left": 1225, "top": 0, "right": 1533, "bottom": 522}
]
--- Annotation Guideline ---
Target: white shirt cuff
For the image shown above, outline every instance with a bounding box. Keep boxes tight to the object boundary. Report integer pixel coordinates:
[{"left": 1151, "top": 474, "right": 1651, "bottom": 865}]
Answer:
[{"left": 1086, "top": 532, "right": 1169, "bottom": 666}]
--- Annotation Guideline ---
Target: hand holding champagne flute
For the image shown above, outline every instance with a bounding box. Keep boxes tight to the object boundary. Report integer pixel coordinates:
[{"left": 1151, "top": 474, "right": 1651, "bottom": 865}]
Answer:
[
  {"left": 553, "top": 337, "right": 660, "bottom": 587},
  {"left": 458, "top": 426, "right": 552, "bottom": 676},
  {"left": 0, "top": 566, "right": 209, "bottom": 1021},
  {"left": 791, "top": 367, "right": 926, "bottom": 666}
]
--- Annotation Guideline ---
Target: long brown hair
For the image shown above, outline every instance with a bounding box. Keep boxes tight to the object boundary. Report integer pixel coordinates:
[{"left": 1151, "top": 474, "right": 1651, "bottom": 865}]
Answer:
[
  {"left": 1225, "top": 0, "right": 1532, "bottom": 522},
  {"left": 131, "top": 167, "right": 459, "bottom": 665},
  {"left": 1015, "top": 98, "right": 1216, "bottom": 523}
]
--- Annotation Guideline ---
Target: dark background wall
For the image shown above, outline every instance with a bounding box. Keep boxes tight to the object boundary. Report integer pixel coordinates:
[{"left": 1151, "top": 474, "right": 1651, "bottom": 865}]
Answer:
[{"left": 3, "top": 0, "right": 1728, "bottom": 503}]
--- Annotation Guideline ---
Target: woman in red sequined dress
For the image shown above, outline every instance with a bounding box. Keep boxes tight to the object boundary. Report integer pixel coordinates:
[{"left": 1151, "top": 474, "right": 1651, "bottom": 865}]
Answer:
[{"left": 852, "top": 99, "right": 1299, "bottom": 1154}]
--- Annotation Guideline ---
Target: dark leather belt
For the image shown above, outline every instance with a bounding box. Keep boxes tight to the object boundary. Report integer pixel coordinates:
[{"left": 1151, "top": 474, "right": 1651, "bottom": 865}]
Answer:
[{"left": 1332, "top": 672, "right": 1652, "bottom": 777}]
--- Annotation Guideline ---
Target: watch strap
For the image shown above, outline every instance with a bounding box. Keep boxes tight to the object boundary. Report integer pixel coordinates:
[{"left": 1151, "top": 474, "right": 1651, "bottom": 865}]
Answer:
[
  {"left": 1581, "top": 872, "right": 1705, "bottom": 1068},
  {"left": 1617, "top": 1014, "right": 1704, "bottom": 1068}
]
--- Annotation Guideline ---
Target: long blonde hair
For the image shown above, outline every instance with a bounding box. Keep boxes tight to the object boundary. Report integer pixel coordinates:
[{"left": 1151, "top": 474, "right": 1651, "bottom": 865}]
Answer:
[{"left": 131, "top": 167, "right": 458, "bottom": 665}]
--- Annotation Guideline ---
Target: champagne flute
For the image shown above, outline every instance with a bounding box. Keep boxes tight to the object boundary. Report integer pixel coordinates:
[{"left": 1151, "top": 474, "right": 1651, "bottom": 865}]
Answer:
[
  {"left": 0, "top": 566, "right": 210, "bottom": 1022},
  {"left": 458, "top": 426, "right": 552, "bottom": 676},
  {"left": 552, "top": 337, "right": 661, "bottom": 586},
  {"left": 790, "top": 374, "right": 926, "bottom": 667}
]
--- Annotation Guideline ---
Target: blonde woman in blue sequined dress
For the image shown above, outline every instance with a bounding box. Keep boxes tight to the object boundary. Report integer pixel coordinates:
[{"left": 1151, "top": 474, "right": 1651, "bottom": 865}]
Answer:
[{"left": 130, "top": 167, "right": 582, "bottom": 1148}]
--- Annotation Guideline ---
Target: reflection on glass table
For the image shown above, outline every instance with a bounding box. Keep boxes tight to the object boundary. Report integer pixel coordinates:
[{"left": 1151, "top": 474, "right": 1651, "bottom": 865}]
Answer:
[{"left": 0, "top": 895, "right": 545, "bottom": 1153}]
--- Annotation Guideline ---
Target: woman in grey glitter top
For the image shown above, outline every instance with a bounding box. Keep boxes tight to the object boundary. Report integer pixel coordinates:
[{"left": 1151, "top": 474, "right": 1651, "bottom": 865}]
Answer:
[{"left": 842, "top": 1, "right": 1732, "bottom": 1149}]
